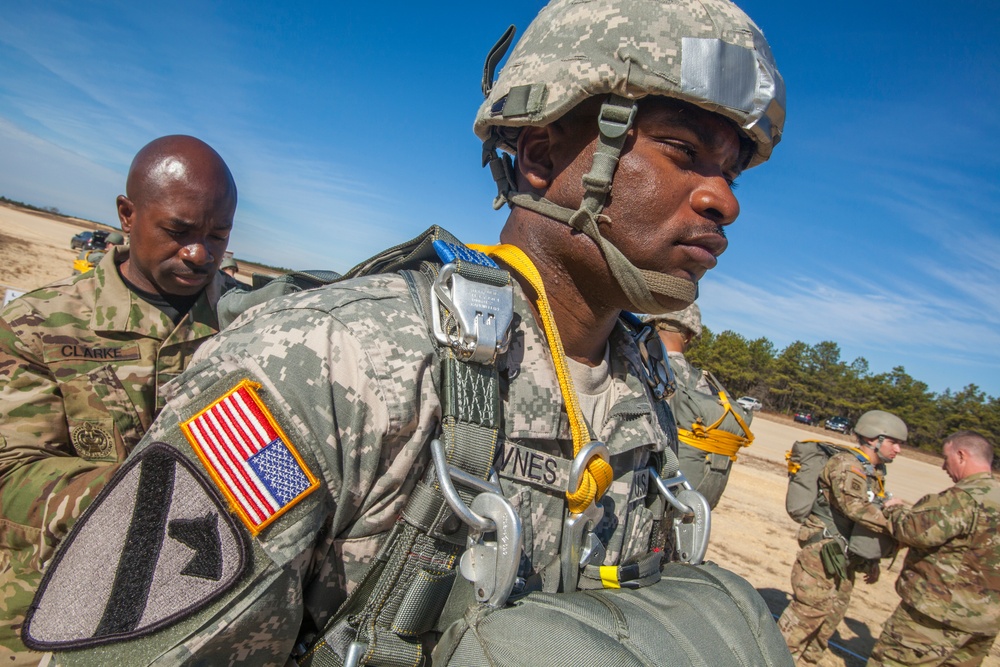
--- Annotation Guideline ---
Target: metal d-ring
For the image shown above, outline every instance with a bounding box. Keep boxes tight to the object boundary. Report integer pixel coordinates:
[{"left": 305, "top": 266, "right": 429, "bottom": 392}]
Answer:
[
  {"left": 568, "top": 441, "right": 610, "bottom": 495},
  {"left": 432, "top": 439, "right": 496, "bottom": 532},
  {"left": 649, "top": 466, "right": 695, "bottom": 516}
]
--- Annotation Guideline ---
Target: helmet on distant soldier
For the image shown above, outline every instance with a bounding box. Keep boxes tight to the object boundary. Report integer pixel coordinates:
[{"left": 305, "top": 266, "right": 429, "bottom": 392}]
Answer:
[
  {"left": 220, "top": 256, "right": 238, "bottom": 272},
  {"left": 106, "top": 231, "right": 125, "bottom": 245},
  {"left": 644, "top": 304, "right": 703, "bottom": 338},
  {"left": 476, "top": 0, "right": 785, "bottom": 314},
  {"left": 854, "top": 409, "right": 908, "bottom": 449}
]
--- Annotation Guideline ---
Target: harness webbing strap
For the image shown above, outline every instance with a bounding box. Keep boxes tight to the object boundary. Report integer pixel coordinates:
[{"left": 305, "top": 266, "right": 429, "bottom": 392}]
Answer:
[
  {"left": 678, "top": 387, "right": 754, "bottom": 460},
  {"left": 468, "top": 243, "right": 614, "bottom": 514},
  {"left": 298, "top": 264, "right": 504, "bottom": 667}
]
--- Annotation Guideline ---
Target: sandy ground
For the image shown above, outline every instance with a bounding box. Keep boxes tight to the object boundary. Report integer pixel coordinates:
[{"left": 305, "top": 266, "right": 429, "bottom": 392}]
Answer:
[{"left": 1, "top": 205, "right": 997, "bottom": 665}]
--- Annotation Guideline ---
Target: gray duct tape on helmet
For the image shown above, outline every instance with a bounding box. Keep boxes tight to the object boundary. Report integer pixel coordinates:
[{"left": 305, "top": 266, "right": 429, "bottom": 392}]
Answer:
[{"left": 475, "top": 0, "right": 785, "bottom": 314}]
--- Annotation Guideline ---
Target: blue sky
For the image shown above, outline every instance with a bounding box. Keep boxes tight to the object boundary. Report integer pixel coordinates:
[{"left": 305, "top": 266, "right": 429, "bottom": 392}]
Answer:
[{"left": 2, "top": 1, "right": 999, "bottom": 398}]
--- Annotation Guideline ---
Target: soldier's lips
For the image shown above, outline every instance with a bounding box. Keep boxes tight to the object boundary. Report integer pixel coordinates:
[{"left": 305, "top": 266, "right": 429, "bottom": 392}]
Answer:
[{"left": 171, "top": 271, "right": 210, "bottom": 287}]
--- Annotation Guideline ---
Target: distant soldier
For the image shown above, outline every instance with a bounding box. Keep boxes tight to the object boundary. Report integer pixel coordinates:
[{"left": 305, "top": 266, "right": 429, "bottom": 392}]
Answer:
[
  {"left": 219, "top": 255, "right": 238, "bottom": 278},
  {"left": 644, "top": 304, "right": 753, "bottom": 508},
  {"left": 0, "top": 135, "right": 238, "bottom": 663},
  {"left": 870, "top": 431, "right": 1000, "bottom": 667},
  {"left": 73, "top": 231, "right": 125, "bottom": 275},
  {"left": 778, "top": 410, "right": 907, "bottom": 666}
]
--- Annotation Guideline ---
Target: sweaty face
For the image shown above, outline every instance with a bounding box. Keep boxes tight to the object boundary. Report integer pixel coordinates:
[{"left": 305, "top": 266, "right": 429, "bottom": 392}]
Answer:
[
  {"left": 118, "top": 168, "right": 235, "bottom": 297},
  {"left": 547, "top": 97, "right": 745, "bottom": 312}
]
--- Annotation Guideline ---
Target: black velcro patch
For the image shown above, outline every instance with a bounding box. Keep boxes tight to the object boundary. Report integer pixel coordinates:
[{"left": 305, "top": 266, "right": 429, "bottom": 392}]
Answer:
[{"left": 23, "top": 443, "right": 250, "bottom": 650}]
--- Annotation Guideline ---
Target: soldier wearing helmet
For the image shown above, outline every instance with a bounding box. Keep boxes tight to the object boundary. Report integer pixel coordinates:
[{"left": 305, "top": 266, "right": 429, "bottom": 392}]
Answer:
[
  {"left": 779, "top": 409, "right": 908, "bottom": 666},
  {"left": 219, "top": 255, "right": 239, "bottom": 278},
  {"left": 18, "top": 2, "right": 790, "bottom": 664},
  {"left": 645, "top": 305, "right": 754, "bottom": 508}
]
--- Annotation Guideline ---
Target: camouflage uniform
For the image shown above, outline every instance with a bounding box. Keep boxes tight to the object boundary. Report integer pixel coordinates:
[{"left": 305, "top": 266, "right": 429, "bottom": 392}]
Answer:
[
  {"left": 778, "top": 450, "right": 891, "bottom": 664},
  {"left": 870, "top": 472, "right": 1000, "bottom": 666},
  {"left": 24, "top": 272, "right": 679, "bottom": 665},
  {"left": 667, "top": 352, "right": 752, "bottom": 509},
  {"left": 0, "top": 247, "right": 230, "bottom": 662}
]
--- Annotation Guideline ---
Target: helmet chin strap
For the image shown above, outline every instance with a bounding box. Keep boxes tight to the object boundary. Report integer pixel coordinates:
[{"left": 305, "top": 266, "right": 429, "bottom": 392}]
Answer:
[
  {"left": 486, "top": 95, "right": 698, "bottom": 314},
  {"left": 874, "top": 435, "right": 893, "bottom": 464}
]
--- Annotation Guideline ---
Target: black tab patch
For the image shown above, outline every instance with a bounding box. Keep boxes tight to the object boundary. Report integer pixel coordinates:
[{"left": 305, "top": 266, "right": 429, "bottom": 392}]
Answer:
[{"left": 23, "top": 443, "right": 249, "bottom": 650}]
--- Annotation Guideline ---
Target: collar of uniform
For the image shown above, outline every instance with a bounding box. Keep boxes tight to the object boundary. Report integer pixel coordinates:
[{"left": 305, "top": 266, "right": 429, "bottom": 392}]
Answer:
[
  {"left": 501, "top": 281, "right": 659, "bottom": 452},
  {"left": 90, "top": 247, "right": 223, "bottom": 338}
]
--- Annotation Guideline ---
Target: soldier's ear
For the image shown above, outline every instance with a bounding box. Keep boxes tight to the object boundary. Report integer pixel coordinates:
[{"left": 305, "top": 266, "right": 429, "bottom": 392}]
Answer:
[
  {"left": 117, "top": 195, "right": 136, "bottom": 232},
  {"left": 517, "top": 125, "right": 556, "bottom": 191}
]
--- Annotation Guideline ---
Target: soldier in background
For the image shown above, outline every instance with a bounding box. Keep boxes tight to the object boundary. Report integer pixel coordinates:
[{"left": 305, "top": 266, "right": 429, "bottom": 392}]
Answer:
[
  {"left": 870, "top": 430, "right": 1000, "bottom": 667},
  {"left": 645, "top": 304, "right": 753, "bottom": 508},
  {"left": 219, "top": 255, "right": 238, "bottom": 278},
  {"left": 73, "top": 231, "right": 126, "bottom": 275},
  {"left": 778, "top": 410, "right": 907, "bottom": 666},
  {"left": 0, "top": 134, "right": 238, "bottom": 663}
]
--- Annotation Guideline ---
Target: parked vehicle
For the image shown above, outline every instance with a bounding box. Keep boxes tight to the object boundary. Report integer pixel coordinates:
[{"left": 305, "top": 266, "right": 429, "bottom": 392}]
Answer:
[
  {"left": 82, "top": 230, "right": 109, "bottom": 251},
  {"left": 70, "top": 231, "right": 93, "bottom": 250},
  {"left": 824, "top": 416, "right": 851, "bottom": 434},
  {"left": 793, "top": 410, "right": 816, "bottom": 426},
  {"left": 736, "top": 396, "right": 762, "bottom": 412}
]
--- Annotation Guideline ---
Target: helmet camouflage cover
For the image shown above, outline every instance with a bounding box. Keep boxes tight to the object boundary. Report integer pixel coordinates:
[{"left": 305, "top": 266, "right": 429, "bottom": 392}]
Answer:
[
  {"left": 475, "top": 0, "right": 785, "bottom": 167},
  {"left": 644, "top": 303, "right": 703, "bottom": 337},
  {"left": 475, "top": 0, "right": 784, "bottom": 314}
]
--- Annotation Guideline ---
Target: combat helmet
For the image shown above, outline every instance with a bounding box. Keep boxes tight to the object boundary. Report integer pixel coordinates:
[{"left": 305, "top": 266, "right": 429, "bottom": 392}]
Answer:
[
  {"left": 854, "top": 410, "right": 907, "bottom": 463},
  {"left": 476, "top": 0, "right": 785, "bottom": 314},
  {"left": 220, "top": 256, "right": 238, "bottom": 272},
  {"left": 644, "top": 303, "right": 703, "bottom": 338},
  {"left": 106, "top": 231, "right": 125, "bottom": 245}
]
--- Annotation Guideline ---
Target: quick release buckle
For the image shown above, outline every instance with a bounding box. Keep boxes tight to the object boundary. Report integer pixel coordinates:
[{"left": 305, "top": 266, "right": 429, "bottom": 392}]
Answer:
[
  {"left": 649, "top": 467, "right": 711, "bottom": 564},
  {"left": 431, "top": 263, "right": 513, "bottom": 365}
]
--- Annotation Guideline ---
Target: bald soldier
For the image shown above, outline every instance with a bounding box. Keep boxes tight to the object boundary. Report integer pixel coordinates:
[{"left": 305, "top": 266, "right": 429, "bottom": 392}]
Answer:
[
  {"left": 870, "top": 431, "right": 1000, "bottom": 667},
  {"left": 0, "top": 135, "right": 238, "bottom": 662}
]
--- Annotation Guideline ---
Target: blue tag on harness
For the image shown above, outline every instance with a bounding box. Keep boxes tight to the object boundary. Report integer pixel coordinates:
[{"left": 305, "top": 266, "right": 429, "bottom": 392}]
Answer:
[{"left": 432, "top": 240, "right": 499, "bottom": 269}]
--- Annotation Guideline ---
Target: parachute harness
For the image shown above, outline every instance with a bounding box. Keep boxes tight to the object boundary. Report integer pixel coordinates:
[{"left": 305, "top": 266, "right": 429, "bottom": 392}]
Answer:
[{"left": 469, "top": 243, "right": 613, "bottom": 514}]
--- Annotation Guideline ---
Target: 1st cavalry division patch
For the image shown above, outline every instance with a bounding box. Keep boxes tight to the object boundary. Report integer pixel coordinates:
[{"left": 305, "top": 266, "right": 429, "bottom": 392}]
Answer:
[
  {"left": 180, "top": 379, "right": 319, "bottom": 535},
  {"left": 23, "top": 444, "right": 249, "bottom": 650}
]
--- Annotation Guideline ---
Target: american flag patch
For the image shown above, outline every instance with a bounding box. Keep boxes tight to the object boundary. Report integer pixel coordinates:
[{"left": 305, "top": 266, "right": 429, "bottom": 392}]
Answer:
[{"left": 181, "top": 380, "right": 319, "bottom": 535}]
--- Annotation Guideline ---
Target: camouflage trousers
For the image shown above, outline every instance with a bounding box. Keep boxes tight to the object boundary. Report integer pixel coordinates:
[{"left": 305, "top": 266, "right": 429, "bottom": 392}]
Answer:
[
  {"left": 777, "top": 540, "right": 855, "bottom": 665},
  {"left": 0, "top": 552, "right": 46, "bottom": 666},
  {"left": 869, "top": 603, "right": 997, "bottom": 667}
]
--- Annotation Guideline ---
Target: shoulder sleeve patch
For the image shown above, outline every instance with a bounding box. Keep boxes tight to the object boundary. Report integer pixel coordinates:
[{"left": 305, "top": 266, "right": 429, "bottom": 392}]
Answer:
[
  {"left": 849, "top": 476, "right": 866, "bottom": 494},
  {"left": 23, "top": 443, "right": 250, "bottom": 651},
  {"left": 180, "top": 379, "right": 320, "bottom": 536}
]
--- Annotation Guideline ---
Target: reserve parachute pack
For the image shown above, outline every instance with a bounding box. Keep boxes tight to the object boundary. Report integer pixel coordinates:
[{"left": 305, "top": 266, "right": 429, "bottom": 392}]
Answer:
[
  {"left": 216, "top": 225, "right": 791, "bottom": 666},
  {"left": 672, "top": 369, "right": 754, "bottom": 461},
  {"left": 785, "top": 440, "right": 895, "bottom": 561}
]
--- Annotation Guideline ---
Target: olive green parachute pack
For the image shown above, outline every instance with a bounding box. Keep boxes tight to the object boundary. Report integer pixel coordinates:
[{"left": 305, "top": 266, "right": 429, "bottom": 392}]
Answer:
[{"left": 785, "top": 440, "right": 895, "bottom": 561}]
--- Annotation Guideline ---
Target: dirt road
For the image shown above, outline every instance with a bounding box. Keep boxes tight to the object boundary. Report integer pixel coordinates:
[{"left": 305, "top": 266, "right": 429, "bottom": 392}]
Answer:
[{"left": 1, "top": 205, "right": 996, "bottom": 665}]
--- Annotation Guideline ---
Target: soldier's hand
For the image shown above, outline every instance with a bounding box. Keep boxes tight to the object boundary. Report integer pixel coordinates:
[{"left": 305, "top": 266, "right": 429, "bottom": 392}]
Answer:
[
  {"left": 883, "top": 497, "right": 906, "bottom": 510},
  {"left": 864, "top": 562, "right": 880, "bottom": 584}
]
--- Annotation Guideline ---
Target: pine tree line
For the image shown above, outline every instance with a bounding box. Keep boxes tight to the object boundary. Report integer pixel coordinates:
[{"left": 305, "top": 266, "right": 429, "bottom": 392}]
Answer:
[{"left": 685, "top": 327, "right": 1000, "bottom": 458}]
